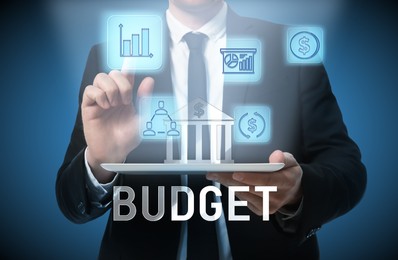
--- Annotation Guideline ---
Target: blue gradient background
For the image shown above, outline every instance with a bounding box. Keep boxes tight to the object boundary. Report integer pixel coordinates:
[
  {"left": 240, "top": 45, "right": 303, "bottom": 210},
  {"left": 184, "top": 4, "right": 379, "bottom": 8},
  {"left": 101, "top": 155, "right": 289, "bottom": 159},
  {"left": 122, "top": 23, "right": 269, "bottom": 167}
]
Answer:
[{"left": 0, "top": 0, "right": 397, "bottom": 259}]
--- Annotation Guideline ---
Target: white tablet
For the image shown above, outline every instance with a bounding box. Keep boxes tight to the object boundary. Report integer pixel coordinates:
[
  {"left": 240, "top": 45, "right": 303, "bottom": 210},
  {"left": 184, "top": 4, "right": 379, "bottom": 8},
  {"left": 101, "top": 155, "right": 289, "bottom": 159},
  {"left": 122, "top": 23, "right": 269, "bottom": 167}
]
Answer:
[{"left": 101, "top": 163, "right": 285, "bottom": 175}]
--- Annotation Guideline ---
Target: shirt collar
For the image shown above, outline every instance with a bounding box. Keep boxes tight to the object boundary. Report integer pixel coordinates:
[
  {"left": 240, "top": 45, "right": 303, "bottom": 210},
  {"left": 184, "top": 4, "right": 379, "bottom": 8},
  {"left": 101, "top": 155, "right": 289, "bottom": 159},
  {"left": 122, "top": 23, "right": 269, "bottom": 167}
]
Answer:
[{"left": 166, "top": 2, "right": 227, "bottom": 44}]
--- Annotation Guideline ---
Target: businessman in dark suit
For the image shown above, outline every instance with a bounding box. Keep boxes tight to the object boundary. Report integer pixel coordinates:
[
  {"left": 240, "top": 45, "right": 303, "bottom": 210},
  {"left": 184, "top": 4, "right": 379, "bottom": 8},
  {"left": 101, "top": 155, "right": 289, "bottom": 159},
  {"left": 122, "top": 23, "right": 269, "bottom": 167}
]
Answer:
[{"left": 56, "top": 0, "right": 366, "bottom": 259}]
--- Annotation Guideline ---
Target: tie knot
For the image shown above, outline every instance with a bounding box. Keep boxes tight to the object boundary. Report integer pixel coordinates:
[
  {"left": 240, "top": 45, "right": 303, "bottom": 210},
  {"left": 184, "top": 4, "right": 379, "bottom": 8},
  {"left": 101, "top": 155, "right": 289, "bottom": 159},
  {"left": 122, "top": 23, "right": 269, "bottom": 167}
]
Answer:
[{"left": 184, "top": 32, "right": 207, "bottom": 51}]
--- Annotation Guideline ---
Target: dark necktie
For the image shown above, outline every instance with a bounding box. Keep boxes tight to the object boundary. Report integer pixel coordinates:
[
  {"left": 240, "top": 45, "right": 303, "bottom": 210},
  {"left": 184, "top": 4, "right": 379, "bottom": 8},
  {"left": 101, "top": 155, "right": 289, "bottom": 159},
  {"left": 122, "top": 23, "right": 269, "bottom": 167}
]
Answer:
[
  {"left": 185, "top": 32, "right": 210, "bottom": 160},
  {"left": 184, "top": 32, "right": 219, "bottom": 259},
  {"left": 185, "top": 32, "right": 207, "bottom": 102}
]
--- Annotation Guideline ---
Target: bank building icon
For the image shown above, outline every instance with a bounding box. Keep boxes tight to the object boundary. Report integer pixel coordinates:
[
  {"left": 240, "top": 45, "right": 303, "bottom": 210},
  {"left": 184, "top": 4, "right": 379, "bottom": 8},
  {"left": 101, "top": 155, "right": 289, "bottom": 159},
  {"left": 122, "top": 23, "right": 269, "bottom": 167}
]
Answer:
[{"left": 165, "top": 98, "right": 234, "bottom": 164}]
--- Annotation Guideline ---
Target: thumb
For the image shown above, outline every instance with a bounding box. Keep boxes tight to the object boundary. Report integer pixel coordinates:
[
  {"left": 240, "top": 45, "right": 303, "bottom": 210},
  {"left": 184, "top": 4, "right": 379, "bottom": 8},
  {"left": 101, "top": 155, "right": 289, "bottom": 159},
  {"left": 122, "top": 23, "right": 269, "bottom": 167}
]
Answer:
[{"left": 269, "top": 150, "right": 299, "bottom": 168}]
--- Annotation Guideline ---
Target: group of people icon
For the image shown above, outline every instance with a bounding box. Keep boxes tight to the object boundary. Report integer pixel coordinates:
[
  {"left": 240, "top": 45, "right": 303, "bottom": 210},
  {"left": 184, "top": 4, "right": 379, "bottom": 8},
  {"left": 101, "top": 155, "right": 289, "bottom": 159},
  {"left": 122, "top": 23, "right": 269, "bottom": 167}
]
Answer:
[{"left": 143, "top": 101, "right": 180, "bottom": 137}]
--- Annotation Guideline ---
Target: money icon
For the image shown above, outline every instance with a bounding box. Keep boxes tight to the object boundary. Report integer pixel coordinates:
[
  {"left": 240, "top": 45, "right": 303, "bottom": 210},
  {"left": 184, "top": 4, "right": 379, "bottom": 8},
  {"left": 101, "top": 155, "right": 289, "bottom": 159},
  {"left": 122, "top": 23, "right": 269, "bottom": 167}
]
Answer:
[
  {"left": 298, "top": 36, "right": 310, "bottom": 56},
  {"left": 247, "top": 118, "right": 257, "bottom": 133},
  {"left": 194, "top": 102, "right": 205, "bottom": 118},
  {"left": 234, "top": 106, "right": 271, "bottom": 143},
  {"left": 290, "top": 31, "right": 320, "bottom": 60}
]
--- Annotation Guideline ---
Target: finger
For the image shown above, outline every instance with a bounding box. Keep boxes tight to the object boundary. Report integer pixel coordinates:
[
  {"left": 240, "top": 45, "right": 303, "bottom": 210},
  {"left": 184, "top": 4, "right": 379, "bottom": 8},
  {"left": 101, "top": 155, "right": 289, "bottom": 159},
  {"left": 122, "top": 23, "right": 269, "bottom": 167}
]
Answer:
[
  {"left": 244, "top": 194, "right": 279, "bottom": 215},
  {"left": 121, "top": 58, "right": 135, "bottom": 86},
  {"left": 109, "top": 70, "right": 133, "bottom": 105},
  {"left": 206, "top": 173, "right": 243, "bottom": 187},
  {"left": 235, "top": 191, "right": 263, "bottom": 212},
  {"left": 82, "top": 85, "right": 110, "bottom": 109},
  {"left": 137, "top": 77, "right": 155, "bottom": 100},
  {"left": 269, "top": 150, "right": 284, "bottom": 163},
  {"left": 207, "top": 173, "right": 264, "bottom": 197},
  {"left": 234, "top": 192, "right": 263, "bottom": 216},
  {"left": 269, "top": 150, "right": 298, "bottom": 168},
  {"left": 282, "top": 152, "right": 299, "bottom": 168},
  {"left": 246, "top": 202, "right": 263, "bottom": 216},
  {"left": 93, "top": 72, "right": 121, "bottom": 107},
  {"left": 232, "top": 172, "right": 280, "bottom": 187}
]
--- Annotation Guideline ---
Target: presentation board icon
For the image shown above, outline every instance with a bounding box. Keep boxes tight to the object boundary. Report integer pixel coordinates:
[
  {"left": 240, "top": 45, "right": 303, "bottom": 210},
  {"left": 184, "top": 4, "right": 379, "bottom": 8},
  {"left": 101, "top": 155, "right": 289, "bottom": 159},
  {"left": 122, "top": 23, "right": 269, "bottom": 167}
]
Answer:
[
  {"left": 221, "top": 39, "right": 262, "bottom": 83},
  {"left": 220, "top": 48, "right": 257, "bottom": 74},
  {"left": 140, "top": 97, "right": 180, "bottom": 140},
  {"left": 287, "top": 27, "right": 324, "bottom": 64},
  {"left": 107, "top": 15, "right": 163, "bottom": 70},
  {"left": 234, "top": 106, "right": 271, "bottom": 143}
]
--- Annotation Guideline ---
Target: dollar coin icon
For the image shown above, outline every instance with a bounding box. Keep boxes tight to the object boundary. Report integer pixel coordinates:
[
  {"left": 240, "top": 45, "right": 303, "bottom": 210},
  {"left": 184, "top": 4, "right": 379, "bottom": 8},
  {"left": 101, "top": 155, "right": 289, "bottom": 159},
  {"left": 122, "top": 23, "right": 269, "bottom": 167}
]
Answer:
[{"left": 290, "top": 31, "right": 320, "bottom": 60}]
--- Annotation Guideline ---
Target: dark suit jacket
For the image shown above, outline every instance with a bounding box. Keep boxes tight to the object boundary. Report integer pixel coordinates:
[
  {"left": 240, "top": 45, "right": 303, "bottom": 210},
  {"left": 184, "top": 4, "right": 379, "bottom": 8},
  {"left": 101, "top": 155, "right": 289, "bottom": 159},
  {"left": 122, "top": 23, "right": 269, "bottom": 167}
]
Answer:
[{"left": 56, "top": 8, "right": 366, "bottom": 260}]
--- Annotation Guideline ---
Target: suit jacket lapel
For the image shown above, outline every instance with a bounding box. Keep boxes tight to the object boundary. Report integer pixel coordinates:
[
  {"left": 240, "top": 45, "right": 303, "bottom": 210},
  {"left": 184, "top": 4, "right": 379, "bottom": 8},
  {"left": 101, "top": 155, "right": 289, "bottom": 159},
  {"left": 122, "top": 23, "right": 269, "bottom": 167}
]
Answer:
[
  {"left": 222, "top": 8, "right": 256, "bottom": 118},
  {"left": 151, "top": 16, "right": 173, "bottom": 96}
]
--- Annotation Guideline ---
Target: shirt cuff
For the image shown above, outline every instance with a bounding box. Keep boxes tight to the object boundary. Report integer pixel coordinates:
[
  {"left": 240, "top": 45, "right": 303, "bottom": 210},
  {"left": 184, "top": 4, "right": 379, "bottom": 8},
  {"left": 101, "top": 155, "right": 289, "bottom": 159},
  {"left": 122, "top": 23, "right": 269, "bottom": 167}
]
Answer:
[{"left": 84, "top": 148, "right": 119, "bottom": 202}]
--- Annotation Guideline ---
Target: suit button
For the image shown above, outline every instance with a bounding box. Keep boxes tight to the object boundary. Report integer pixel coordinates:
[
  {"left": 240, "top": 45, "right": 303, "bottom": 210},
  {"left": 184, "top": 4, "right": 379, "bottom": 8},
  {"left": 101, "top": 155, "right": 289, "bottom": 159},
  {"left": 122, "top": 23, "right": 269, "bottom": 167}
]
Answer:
[
  {"left": 78, "top": 202, "right": 86, "bottom": 215},
  {"left": 306, "top": 227, "right": 321, "bottom": 239}
]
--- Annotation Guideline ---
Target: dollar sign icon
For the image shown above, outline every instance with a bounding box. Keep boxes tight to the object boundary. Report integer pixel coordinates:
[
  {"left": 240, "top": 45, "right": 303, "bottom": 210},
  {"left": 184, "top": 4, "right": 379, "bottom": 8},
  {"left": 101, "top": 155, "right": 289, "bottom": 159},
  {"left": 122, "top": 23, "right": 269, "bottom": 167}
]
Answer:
[
  {"left": 298, "top": 36, "right": 310, "bottom": 56},
  {"left": 247, "top": 118, "right": 257, "bottom": 134},
  {"left": 193, "top": 102, "right": 205, "bottom": 118},
  {"left": 290, "top": 31, "right": 321, "bottom": 61}
]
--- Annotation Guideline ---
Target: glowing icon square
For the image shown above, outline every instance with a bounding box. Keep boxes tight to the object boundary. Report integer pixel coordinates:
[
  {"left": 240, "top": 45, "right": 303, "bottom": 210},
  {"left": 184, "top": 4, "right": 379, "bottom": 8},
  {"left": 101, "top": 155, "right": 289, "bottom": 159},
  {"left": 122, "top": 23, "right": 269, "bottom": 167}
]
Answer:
[
  {"left": 234, "top": 106, "right": 271, "bottom": 143},
  {"left": 221, "top": 39, "right": 262, "bottom": 83},
  {"left": 107, "top": 15, "right": 163, "bottom": 71},
  {"left": 140, "top": 97, "right": 180, "bottom": 140},
  {"left": 287, "top": 27, "right": 324, "bottom": 64}
]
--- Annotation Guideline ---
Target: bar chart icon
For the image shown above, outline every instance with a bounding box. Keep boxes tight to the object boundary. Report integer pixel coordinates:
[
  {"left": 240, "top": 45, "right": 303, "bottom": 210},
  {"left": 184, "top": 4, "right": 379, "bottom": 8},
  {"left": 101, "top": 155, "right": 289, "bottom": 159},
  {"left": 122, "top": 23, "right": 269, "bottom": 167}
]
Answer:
[
  {"left": 119, "top": 24, "right": 153, "bottom": 58},
  {"left": 107, "top": 15, "right": 163, "bottom": 70}
]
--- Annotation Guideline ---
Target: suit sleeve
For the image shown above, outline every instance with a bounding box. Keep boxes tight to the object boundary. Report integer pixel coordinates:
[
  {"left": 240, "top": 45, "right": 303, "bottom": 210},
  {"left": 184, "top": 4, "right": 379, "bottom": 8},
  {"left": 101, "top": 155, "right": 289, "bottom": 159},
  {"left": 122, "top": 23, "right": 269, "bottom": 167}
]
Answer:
[
  {"left": 273, "top": 65, "right": 367, "bottom": 243},
  {"left": 56, "top": 45, "right": 115, "bottom": 224}
]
